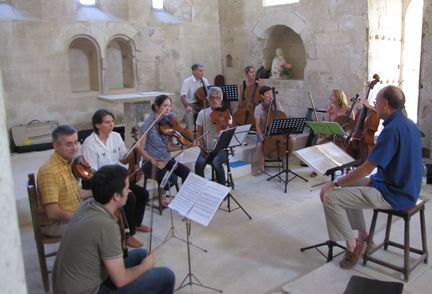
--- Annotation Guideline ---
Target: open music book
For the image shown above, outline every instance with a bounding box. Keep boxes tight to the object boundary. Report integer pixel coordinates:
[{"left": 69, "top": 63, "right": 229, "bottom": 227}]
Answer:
[
  {"left": 168, "top": 173, "right": 231, "bottom": 226},
  {"left": 294, "top": 142, "right": 356, "bottom": 176}
]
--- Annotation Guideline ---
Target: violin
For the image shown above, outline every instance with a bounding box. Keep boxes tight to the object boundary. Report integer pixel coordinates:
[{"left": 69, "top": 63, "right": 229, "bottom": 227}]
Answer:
[
  {"left": 159, "top": 113, "right": 194, "bottom": 146},
  {"left": 121, "top": 127, "right": 144, "bottom": 183},
  {"left": 71, "top": 155, "right": 96, "bottom": 181},
  {"left": 71, "top": 155, "right": 129, "bottom": 257},
  {"left": 346, "top": 74, "right": 381, "bottom": 163},
  {"left": 210, "top": 106, "right": 234, "bottom": 133}
]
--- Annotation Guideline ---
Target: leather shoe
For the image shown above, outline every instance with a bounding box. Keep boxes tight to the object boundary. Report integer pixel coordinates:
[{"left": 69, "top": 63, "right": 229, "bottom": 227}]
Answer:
[
  {"left": 339, "top": 239, "right": 363, "bottom": 269},
  {"left": 126, "top": 236, "right": 143, "bottom": 248},
  {"left": 137, "top": 224, "right": 152, "bottom": 233}
]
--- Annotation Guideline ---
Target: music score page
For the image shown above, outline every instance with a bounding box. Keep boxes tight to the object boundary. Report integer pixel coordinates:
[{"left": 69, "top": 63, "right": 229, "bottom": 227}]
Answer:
[
  {"left": 294, "top": 142, "right": 355, "bottom": 175},
  {"left": 168, "top": 173, "right": 230, "bottom": 226}
]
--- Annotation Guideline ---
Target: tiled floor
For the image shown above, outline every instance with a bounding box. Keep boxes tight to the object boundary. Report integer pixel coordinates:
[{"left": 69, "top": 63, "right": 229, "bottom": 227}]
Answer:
[{"left": 13, "top": 148, "right": 432, "bottom": 293}]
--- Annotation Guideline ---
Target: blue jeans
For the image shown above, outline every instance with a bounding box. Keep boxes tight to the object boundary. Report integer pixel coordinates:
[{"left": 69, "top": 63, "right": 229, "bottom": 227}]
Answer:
[
  {"left": 99, "top": 249, "right": 175, "bottom": 294},
  {"left": 195, "top": 149, "right": 228, "bottom": 185}
]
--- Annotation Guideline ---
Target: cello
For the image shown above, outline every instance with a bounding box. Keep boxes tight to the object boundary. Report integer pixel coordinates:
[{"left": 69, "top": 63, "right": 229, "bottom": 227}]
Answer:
[
  {"left": 263, "top": 88, "right": 289, "bottom": 161},
  {"left": 233, "top": 69, "right": 262, "bottom": 126},
  {"left": 346, "top": 74, "right": 381, "bottom": 163}
]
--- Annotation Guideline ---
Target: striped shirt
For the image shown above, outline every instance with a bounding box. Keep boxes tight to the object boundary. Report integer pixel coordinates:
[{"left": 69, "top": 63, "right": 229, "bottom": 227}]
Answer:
[{"left": 37, "top": 152, "right": 80, "bottom": 224}]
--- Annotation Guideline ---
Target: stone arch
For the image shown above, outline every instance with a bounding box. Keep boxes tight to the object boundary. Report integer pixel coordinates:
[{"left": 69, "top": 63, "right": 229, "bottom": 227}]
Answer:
[
  {"left": 252, "top": 11, "right": 316, "bottom": 79},
  {"left": 68, "top": 34, "right": 101, "bottom": 92},
  {"left": 106, "top": 34, "right": 136, "bottom": 90}
]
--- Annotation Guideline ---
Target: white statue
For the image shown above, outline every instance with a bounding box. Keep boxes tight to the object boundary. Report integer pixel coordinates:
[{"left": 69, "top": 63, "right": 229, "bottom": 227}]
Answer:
[{"left": 271, "top": 48, "right": 287, "bottom": 79}]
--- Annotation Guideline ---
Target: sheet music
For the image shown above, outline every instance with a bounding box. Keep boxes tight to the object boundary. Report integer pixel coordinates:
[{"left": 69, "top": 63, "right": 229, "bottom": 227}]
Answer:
[
  {"left": 294, "top": 142, "right": 355, "bottom": 175},
  {"left": 229, "top": 124, "right": 251, "bottom": 147},
  {"left": 168, "top": 173, "right": 230, "bottom": 226}
]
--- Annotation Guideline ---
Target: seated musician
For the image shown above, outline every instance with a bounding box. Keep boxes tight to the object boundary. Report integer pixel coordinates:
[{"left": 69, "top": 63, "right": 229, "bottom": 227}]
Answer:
[
  {"left": 37, "top": 125, "right": 92, "bottom": 237},
  {"left": 319, "top": 86, "right": 422, "bottom": 269},
  {"left": 180, "top": 63, "right": 210, "bottom": 131},
  {"left": 316, "top": 88, "right": 355, "bottom": 144},
  {"left": 52, "top": 165, "right": 175, "bottom": 294},
  {"left": 139, "top": 94, "right": 192, "bottom": 206},
  {"left": 195, "top": 86, "right": 233, "bottom": 185},
  {"left": 81, "top": 109, "right": 150, "bottom": 248},
  {"left": 233, "top": 65, "right": 264, "bottom": 126},
  {"left": 253, "top": 86, "right": 296, "bottom": 176}
]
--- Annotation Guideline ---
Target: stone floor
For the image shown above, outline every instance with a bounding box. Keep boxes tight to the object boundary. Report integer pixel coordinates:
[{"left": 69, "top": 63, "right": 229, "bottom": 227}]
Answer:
[{"left": 13, "top": 148, "right": 432, "bottom": 294}]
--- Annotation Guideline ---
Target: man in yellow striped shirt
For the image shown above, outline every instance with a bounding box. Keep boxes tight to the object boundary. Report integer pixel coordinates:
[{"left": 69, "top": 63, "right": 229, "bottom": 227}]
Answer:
[{"left": 37, "top": 125, "right": 91, "bottom": 237}]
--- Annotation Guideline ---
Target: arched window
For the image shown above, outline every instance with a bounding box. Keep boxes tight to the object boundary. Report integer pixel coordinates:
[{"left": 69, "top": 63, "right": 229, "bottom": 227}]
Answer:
[
  {"left": 106, "top": 37, "right": 135, "bottom": 90},
  {"left": 69, "top": 36, "right": 100, "bottom": 92}
]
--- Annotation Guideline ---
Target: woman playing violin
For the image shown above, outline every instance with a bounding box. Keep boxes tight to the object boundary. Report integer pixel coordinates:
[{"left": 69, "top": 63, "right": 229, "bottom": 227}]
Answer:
[
  {"left": 254, "top": 86, "right": 296, "bottom": 176},
  {"left": 139, "top": 95, "right": 191, "bottom": 207},
  {"left": 316, "top": 88, "right": 355, "bottom": 144},
  {"left": 81, "top": 109, "right": 150, "bottom": 248},
  {"left": 195, "top": 86, "right": 233, "bottom": 185}
]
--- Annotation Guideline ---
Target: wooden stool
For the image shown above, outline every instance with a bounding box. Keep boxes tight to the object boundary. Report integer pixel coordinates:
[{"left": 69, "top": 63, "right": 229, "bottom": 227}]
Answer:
[{"left": 362, "top": 200, "right": 428, "bottom": 281}]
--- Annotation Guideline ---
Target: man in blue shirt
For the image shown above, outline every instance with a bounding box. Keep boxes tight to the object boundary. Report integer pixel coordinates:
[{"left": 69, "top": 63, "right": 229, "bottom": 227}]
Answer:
[{"left": 320, "top": 85, "right": 422, "bottom": 269}]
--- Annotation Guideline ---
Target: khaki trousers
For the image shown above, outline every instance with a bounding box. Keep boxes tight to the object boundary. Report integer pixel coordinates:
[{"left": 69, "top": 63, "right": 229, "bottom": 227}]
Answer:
[{"left": 323, "top": 178, "right": 392, "bottom": 241}]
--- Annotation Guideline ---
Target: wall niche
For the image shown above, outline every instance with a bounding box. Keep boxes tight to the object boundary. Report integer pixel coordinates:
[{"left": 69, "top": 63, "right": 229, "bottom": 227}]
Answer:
[
  {"left": 263, "top": 25, "right": 306, "bottom": 80},
  {"left": 69, "top": 36, "right": 100, "bottom": 93},
  {"left": 106, "top": 36, "right": 135, "bottom": 90}
]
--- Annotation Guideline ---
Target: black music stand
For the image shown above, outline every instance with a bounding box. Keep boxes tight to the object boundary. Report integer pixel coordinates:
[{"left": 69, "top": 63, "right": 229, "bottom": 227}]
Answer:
[
  {"left": 266, "top": 118, "right": 308, "bottom": 193},
  {"left": 221, "top": 84, "right": 238, "bottom": 102},
  {"left": 211, "top": 127, "right": 252, "bottom": 220}
]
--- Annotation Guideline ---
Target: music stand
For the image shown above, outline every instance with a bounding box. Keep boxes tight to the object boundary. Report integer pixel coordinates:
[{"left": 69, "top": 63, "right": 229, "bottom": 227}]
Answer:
[
  {"left": 211, "top": 127, "right": 252, "bottom": 220},
  {"left": 221, "top": 84, "right": 238, "bottom": 101},
  {"left": 266, "top": 118, "right": 308, "bottom": 193}
]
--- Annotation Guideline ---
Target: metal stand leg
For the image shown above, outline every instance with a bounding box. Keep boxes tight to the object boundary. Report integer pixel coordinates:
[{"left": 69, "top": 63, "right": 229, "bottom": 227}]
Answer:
[
  {"left": 267, "top": 132, "right": 308, "bottom": 193},
  {"left": 300, "top": 240, "right": 346, "bottom": 262},
  {"left": 219, "top": 193, "right": 252, "bottom": 220},
  {"left": 176, "top": 220, "right": 223, "bottom": 292},
  {"left": 152, "top": 183, "right": 207, "bottom": 253}
]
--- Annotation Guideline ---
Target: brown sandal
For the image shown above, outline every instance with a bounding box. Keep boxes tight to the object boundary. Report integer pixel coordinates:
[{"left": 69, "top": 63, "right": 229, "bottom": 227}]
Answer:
[{"left": 254, "top": 168, "right": 264, "bottom": 176}]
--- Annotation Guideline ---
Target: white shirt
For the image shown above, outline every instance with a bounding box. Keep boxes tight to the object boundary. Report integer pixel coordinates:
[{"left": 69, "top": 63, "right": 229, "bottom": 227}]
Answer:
[
  {"left": 180, "top": 75, "right": 209, "bottom": 104},
  {"left": 81, "top": 132, "right": 127, "bottom": 170}
]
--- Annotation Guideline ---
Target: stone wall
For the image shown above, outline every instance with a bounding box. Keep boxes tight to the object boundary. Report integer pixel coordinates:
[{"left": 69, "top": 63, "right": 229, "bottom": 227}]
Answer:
[
  {"left": 219, "top": 0, "right": 369, "bottom": 112},
  {"left": 420, "top": 0, "right": 432, "bottom": 151},
  {"left": 0, "top": 0, "right": 222, "bottom": 131}
]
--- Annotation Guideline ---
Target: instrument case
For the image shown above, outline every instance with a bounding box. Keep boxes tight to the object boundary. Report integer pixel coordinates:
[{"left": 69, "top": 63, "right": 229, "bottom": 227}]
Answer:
[{"left": 10, "top": 120, "right": 59, "bottom": 153}]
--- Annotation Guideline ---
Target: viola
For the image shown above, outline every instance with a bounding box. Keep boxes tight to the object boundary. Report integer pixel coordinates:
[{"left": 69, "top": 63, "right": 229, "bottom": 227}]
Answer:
[
  {"left": 346, "top": 74, "right": 381, "bottom": 163},
  {"left": 159, "top": 113, "right": 194, "bottom": 146}
]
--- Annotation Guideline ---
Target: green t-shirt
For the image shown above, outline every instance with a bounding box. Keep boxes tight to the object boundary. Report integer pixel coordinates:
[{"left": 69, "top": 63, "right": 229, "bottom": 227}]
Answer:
[{"left": 53, "top": 198, "right": 123, "bottom": 294}]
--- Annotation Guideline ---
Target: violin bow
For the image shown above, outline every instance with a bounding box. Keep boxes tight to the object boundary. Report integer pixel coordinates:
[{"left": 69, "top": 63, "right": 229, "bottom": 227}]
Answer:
[
  {"left": 307, "top": 91, "right": 320, "bottom": 122},
  {"left": 122, "top": 107, "right": 169, "bottom": 160}
]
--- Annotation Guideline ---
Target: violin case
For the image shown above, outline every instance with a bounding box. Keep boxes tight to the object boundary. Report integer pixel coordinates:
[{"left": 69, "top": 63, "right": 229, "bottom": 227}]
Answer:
[{"left": 10, "top": 120, "right": 59, "bottom": 153}]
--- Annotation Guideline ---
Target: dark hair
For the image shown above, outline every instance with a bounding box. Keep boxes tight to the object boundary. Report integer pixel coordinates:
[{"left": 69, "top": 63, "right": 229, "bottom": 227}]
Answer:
[
  {"left": 381, "top": 85, "right": 405, "bottom": 110},
  {"left": 259, "top": 85, "right": 272, "bottom": 96},
  {"left": 244, "top": 65, "right": 255, "bottom": 75},
  {"left": 92, "top": 109, "right": 115, "bottom": 134},
  {"left": 91, "top": 165, "right": 128, "bottom": 205},
  {"left": 214, "top": 75, "right": 225, "bottom": 87},
  {"left": 191, "top": 64, "right": 203, "bottom": 71},
  {"left": 52, "top": 125, "right": 77, "bottom": 143},
  {"left": 151, "top": 95, "right": 172, "bottom": 112}
]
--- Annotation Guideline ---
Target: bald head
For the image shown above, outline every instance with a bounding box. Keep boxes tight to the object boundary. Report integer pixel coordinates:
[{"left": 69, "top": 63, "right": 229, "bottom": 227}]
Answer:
[{"left": 379, "top": 85, "right": 405, "bottom": 111}]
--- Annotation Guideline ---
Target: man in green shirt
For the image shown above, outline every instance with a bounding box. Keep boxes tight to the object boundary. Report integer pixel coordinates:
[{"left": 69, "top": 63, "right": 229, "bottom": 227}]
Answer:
[{"left": 53, "top": 165, "right": 175, "bottom": 293}]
